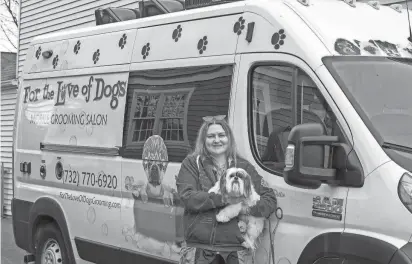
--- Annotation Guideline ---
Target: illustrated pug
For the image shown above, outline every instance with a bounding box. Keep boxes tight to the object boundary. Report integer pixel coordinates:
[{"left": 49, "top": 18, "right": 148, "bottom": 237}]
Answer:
[{"left": 129, "top": 135, "right": 174, "bottom": 207}]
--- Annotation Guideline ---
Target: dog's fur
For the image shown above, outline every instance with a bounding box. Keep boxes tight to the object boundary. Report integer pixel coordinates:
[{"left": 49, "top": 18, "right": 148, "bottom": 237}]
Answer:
[{"left": 208, "top": 167, "right": 265, "bottom": 250}]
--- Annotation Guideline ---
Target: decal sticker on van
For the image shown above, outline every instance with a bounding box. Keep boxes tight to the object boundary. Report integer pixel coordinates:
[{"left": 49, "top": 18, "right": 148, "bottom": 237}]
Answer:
[
  {"left": 52, "top": 55, "right": 59, "bottom": 69},
  {"left": 23, "top": 76, "right": 126, "bottom": 109},
  {"left": 142, "top": 43, "right": 151, "bottom": 59},
  {"left": 122, "top": 135, "right": 183, "bottom": 260},
  {"left": 197, "top": 36, "right": 208, "bottom": 54},
  {"left": 119, "top": 34, "right": 127, "bottom": 49},
  {"left": 334, "top": 38, "right": 361, "bottom": 55},
  {"left": 334, "top": 38, "right": 412, "bottom": 58},
  {"left": 312, "top": 195, "right": 344, "bottom": 221},
  {"left": 233, "top": 16, "right": 246, "bottom": 35},
  {"left": 271, "top": 29, "right": 286, "bottom": 50},
  {"left": 172, "top": 25, "right": 182, "bottom": 42},
  {"left": 92, "top": 49, "right": 100, "bottom": 64},
  {"left": 59, "top": 192, "right": 121, "bottom": 209},
  {"left": 74, "top": 40, "right": 81, "bottom": 54},
  {"left": 126, "top": 135, "right": 175, "bottom": 206},
  {"left": 35, "top": 46, "right": 41, "bottom": 59},
  {"left": 372, "top": 40, "right": 401, "bottom": 57}
]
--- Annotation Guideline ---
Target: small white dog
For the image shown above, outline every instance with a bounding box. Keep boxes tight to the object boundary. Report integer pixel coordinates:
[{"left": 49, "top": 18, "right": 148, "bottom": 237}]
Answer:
[{"left": 208, "top": 167, "right": 265, "bottom": 250}]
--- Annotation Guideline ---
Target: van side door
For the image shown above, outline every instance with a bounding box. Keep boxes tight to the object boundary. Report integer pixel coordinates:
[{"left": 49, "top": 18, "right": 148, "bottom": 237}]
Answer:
[
  {"left": 233, "top": 53, "right": 352, "bottom": 264},
  {"left": 118, "top": 60, "right": 237, "bottom": 263}
]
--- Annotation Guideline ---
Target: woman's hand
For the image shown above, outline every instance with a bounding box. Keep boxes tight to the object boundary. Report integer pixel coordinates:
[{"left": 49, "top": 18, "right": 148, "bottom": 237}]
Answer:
[
  {"left": 239, "top": 204, "right": 250, "bottom": 215},
  {"left": 222, "top": 195, "right": 245, "bottom": 205}
]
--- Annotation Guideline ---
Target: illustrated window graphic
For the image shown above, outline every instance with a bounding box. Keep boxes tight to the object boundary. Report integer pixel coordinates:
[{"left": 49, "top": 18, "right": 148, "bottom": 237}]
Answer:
[
  {"left": 131, "top": 94, "right": 160, "bottom": 142},
  {"left": 127, "top": 88, "right": 193, "bottom": 145},
  {"left": 160, "top": 94, "right": 186, "bottom": 141}
]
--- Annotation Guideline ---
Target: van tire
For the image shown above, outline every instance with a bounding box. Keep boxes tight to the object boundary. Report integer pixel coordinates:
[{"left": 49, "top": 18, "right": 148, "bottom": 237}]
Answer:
[{"left": 34, "top": 223, "right": 70, "bottom": 264}]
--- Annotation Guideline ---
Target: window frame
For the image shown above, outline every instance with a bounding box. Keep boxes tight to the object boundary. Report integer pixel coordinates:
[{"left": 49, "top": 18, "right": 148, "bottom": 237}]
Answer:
[
  {"left": 247, "top": 61, "right": 344, "bottom": 177},
  {"left": 125, "top": 87, "right": 194, "bottom": 148}
]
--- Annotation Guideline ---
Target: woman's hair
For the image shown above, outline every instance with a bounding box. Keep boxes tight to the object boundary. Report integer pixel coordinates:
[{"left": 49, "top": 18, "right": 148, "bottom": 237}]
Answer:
[{"left": 193, "top": 118, "right": 237, "bottom": 166}]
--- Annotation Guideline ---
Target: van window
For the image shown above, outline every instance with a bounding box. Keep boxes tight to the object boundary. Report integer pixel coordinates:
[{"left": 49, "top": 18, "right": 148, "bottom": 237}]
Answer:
[
  {"left": 251, "top": 65, "right": 337, "bottom": 174},
  {"left": 122, "top": 65, "right": 234, "bottom": 162},
  {"left": 324, "top": 56, "right": 412, "bottom": 149}
]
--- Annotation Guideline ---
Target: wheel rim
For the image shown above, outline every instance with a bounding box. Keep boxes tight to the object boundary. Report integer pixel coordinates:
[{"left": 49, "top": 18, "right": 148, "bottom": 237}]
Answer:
[{"left": 41, "top": 238, "right": 63, "bottom": 264}]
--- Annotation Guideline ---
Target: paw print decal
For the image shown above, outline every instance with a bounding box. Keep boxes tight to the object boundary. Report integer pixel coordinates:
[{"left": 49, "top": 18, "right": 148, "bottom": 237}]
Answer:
[
  {"left": 334, "top": 39, "right": 360, "bottom": 56},
  {"left": 119, "top": 34, "right": 127, "bottom": 49},
  {"left": 364, "top": 45, "right": 378, "bottom": 55},
  {"left": 271, "top": 29, "right": 286, "bottom": 50},
  {"left": 197, "top": 36, "right": 208, "bottom": 54},
  {"left": 404, "top": 47, "right": 412, "bottom": 55},
  {"left": 52, "top": 55, "right": 59, "bottom": 69},
  {"left": 233, "top": 17, "right": 246, "bottom": 35},
  {"left": 35, "top": 47, "right": 42, "bottom": 59},
  {"left": 172, "top": 25, "right": 182, "bottom": 42},
  {"left": 141, "top": 43, "right": 150, "bottom": 59},
  {"left": 74, "top": 41, "right": 81, "bottom": 54},
  {"left": 93, "top": 49, "right": 100, "bottom": 64}
]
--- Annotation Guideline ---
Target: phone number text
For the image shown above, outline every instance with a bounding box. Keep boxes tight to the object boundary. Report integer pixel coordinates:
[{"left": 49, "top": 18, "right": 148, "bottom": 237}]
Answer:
[{"left": 63, "top": 170, "right": 118, "bottom": 190}]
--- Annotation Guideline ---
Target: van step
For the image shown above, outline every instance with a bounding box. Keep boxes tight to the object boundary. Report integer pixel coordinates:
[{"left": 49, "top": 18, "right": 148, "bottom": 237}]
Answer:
[{"left": 23, "top": 254, "right": 35, "bottom": 264}]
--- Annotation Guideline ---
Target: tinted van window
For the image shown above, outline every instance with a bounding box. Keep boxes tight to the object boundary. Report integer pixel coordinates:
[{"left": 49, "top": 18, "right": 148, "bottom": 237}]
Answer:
[
  {"left": 250, "top": 65, "right": 336, "bottom": 174},
  {"left": 123, "top": 65, "right": 234, "bottom": 162}
]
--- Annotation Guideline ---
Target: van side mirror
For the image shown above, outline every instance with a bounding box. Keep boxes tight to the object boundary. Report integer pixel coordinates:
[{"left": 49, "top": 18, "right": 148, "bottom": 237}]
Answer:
[{"left": 283, "top": 123, "right": 363, "bottom": 189}]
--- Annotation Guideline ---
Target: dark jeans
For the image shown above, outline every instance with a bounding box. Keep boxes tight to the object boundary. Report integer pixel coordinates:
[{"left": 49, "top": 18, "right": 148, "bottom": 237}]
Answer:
[
  {"left": 196, "top": 248, "right": 242, "bottom": 264},
  {"left": 179, "top": 246, "right": 251, "bottom": 264}
]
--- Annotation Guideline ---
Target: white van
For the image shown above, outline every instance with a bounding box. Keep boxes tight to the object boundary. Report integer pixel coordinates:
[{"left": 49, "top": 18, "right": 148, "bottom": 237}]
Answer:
[{"left": 12, "top": 0, "right": 412, "bottom": 263}]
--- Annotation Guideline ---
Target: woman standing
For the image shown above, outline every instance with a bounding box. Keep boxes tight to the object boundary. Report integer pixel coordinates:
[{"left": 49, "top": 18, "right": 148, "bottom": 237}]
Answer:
[{"left": 176, "top": 115, "right": 277, "bottom": 264}]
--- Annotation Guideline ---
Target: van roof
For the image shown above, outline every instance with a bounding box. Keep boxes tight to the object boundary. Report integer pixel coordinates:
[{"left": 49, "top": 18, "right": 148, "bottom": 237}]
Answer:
[
  {"left": 30, "top": 0, "right": 412, "bottom": 58},
  {"left": 285, "top": 0, "right": 412, "bottom": 57}
]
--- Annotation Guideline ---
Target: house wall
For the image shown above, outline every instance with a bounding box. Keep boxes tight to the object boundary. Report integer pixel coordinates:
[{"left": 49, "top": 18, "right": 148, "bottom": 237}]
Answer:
[{"left": 1, "top": 52, "right": 17, "bottom": 216}]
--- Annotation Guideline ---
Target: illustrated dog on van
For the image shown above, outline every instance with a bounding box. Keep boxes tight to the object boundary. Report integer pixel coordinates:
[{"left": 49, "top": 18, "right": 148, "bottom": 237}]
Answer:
[{"left": 127, "top": 135, "right": 175, "bottom": 207}]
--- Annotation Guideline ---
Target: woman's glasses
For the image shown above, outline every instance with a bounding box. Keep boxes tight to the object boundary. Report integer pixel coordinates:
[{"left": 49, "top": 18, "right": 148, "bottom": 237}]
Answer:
[{"left": 202, "top": 115, "right": 226, "bottom": 122}]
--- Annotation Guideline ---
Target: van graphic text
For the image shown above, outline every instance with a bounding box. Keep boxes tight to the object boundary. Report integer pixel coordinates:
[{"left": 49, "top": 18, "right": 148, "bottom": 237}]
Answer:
[
  {"left": 62, "top": 169, "right": 118, "bottom": 190},
  {"left": 59, "top": 192, "right": 121, "bottom": 209},
  {"left": 23, "top": 76, "right": 127, "bottom": 109},
  {"left": 28, "top": 112, "right": 108, "bottom": 126}
]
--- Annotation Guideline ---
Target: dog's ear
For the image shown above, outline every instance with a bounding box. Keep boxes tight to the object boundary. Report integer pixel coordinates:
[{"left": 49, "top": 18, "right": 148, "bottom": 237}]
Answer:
[
  {"left": 242, "top": 171, "right": 252, "bottom": 198},
  {"left": 219, "top": 174, "right": 227, "bottom": 196}
]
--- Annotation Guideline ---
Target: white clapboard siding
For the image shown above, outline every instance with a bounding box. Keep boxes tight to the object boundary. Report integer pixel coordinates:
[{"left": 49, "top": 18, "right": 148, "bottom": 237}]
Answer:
[
  {"left": 1, "top": 85, "right": 17, "bottom": 217},
  {"left": 18, "top": 0, "right": 138, "bottom": 77}
]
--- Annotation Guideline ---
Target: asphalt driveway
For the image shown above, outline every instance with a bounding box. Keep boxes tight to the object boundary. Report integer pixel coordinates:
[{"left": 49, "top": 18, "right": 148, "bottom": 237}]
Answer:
[{"left": 1, "top": 216, "right": 26, "bottom": 264}]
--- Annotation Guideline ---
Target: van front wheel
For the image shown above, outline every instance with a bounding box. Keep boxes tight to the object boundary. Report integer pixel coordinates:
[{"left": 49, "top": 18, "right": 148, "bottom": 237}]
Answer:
[{"left": 35, "top": 223, "right": 70, "bottom": 264}]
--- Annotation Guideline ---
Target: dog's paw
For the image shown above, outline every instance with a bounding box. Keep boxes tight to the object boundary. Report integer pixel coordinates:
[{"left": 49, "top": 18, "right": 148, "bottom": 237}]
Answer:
[
  {"left": 132, "top": 190, "right": 140, "bottom": 199},
  {"left": 241, "top": 241, "right": 252, "bottom": 249},
  {"left": 163, "top": 190, "right": 174, "bottom": 207},
  {"left": 163, "top": 197, "right": 172, "bottom": 207},
  {"left": 241, "top": 238, "right": 256, "bottom": 250},
  {"left": 216, "top": 212, "right": 231, "bottom": 223},
  {"left": 208, "top": 183, "right": 220, "bottom": 194},
  {"left": 238, "top": 220, "right": 247, "bottom": 233},
  {"left": 141, "top": 193, "right": 149, "bottom": 203}
]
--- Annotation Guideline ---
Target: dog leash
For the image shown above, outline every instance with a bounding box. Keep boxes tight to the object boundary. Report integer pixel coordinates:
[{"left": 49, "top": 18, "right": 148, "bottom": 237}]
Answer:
[{"left": 268, "top": 207, "right": 283, "bottom": 264}]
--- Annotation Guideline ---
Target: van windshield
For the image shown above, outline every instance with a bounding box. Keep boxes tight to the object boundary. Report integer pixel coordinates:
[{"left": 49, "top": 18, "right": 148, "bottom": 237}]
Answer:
[{"left": 323, "top": 56, "right": 412, "bottom": 150}]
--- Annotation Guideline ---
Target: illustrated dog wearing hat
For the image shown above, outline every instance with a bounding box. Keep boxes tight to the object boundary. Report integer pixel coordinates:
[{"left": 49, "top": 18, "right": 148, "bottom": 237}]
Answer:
[{"left": 127, "top": 135, "right": 175, "bottom": 207}]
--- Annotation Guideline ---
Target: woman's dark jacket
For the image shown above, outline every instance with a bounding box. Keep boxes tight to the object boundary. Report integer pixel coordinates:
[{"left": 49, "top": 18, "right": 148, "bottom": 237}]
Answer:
[{"left": 176, "top": 153, "right": 277, "bottom": 252}]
